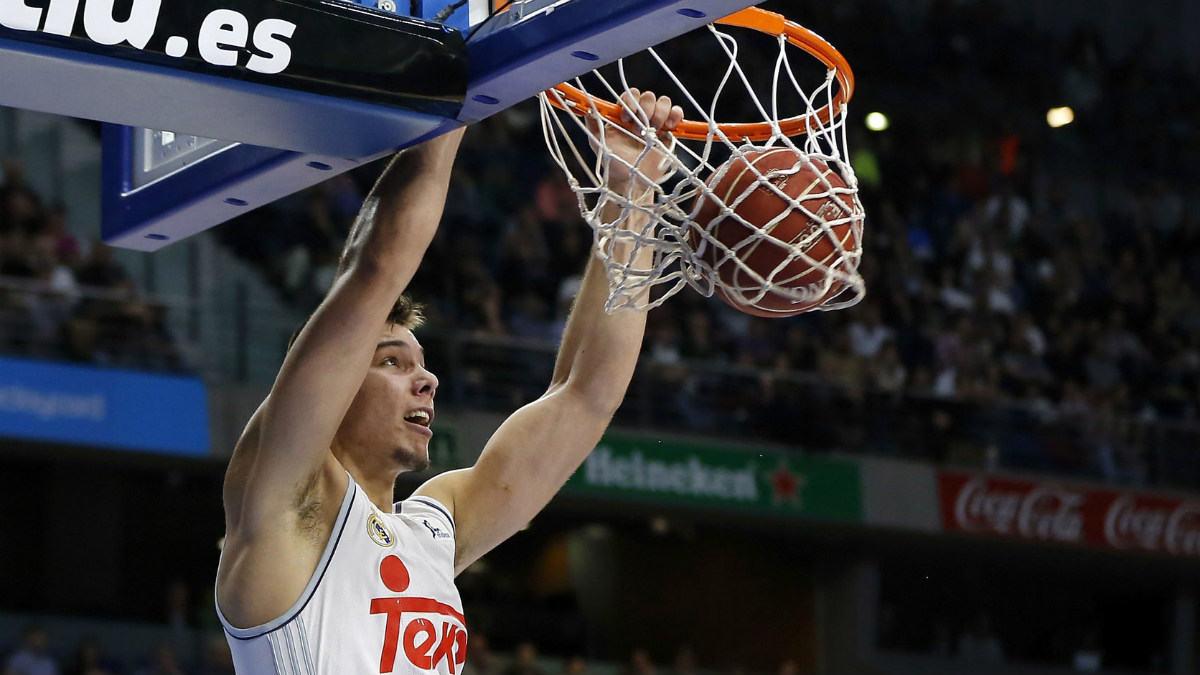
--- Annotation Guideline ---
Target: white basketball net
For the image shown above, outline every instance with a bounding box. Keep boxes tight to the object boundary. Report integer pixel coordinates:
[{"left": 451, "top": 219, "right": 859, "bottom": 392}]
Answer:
[{"left": 539, "top": 18, "right": 867, "bottom": 315}]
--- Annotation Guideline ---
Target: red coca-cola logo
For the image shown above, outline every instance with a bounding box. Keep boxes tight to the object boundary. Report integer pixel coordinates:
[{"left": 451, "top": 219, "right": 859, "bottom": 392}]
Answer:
[
  {"left": 949, "top": 477, "right": 1083, "bottom": 543},
  {"left": 1103, "top": 496, "right": 1200, "bottom": 555},
  {"left": 939, "top": 472, "right": 1200, "bottom": 558}
]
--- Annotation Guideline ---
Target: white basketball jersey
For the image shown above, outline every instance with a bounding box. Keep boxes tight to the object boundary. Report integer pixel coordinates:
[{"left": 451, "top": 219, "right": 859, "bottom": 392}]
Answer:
[{"left": 217, "top": 475, "right": 467, "bottom": 675}]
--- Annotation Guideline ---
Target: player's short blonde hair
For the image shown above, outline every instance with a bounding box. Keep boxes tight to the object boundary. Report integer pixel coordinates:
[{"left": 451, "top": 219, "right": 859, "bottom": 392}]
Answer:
[{"left": 287, "top": 293, "right": 425, "bottom": 354}]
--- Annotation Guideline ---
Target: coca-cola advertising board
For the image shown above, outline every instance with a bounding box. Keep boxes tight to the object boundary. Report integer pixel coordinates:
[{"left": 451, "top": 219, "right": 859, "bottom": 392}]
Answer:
[{"left": 938, "top": 471, "right": 1200, "bottom": 558}]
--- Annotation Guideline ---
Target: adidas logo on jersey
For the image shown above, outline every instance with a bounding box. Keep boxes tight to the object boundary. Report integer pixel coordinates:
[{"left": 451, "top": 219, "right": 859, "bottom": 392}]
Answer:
[{"left": 423, "top": 519, "right": 451, "bottom": 540}]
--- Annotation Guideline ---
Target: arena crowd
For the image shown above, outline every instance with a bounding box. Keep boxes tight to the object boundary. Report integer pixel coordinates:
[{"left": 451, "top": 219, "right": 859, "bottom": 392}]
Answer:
[{"left": 0, "top": 0, "right": 1197, "bottom": 671}]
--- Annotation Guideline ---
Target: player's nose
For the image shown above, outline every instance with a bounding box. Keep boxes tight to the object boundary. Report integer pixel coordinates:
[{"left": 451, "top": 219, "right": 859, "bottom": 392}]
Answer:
[{"left": 414, "top": 366, "right": 438, "bottom": 398}]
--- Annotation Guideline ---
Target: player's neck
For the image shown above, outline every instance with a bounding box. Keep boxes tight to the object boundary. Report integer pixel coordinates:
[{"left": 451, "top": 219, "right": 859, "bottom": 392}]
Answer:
[
  {"left": 357, "top": 475, "right": 399, "bottom": 511},
  {"left": 334, "top": 451, "right": 401, "bottom": 511}
]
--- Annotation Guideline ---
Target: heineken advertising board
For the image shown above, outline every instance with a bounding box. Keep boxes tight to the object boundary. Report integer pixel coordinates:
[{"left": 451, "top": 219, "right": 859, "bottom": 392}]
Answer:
[{"left": 566, "top": 434, "right": 863, "bottom": 522}]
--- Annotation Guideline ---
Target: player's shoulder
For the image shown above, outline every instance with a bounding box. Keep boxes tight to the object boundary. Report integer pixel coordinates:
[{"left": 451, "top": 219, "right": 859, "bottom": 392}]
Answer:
[
  {"left": 408, "top": 467, "right": 470, "bottom": 523},
  {"left": 394, "top": 494, "right": 456, "bottom": 539}
]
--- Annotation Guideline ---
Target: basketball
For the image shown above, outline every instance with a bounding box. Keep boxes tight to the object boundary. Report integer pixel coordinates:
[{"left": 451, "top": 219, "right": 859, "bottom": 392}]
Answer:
[{"left": 690, "top": 148, "right": 862, "bottom": 317}]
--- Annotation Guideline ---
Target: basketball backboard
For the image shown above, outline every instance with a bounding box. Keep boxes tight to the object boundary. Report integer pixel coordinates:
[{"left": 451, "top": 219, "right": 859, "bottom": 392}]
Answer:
[{"left": 0, "top": 0, "right": 762, "bottom": 250}]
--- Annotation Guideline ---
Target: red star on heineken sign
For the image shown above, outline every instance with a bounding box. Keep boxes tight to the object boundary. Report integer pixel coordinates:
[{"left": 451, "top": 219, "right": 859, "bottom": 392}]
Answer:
[{"left": 770, "top": 461, "right": 805, "bottom": 506}]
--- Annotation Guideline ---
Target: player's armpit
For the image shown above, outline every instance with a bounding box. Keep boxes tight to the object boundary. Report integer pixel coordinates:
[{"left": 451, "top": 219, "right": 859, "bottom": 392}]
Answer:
[{"left": 217, "top": 437, "right": 347, "bottom": 629}]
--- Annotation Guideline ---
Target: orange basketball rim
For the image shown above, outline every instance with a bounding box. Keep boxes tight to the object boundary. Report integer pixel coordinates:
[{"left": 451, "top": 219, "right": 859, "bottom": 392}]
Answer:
[{"left": 546, "top": 7, "right": 856, "bottom": 142}]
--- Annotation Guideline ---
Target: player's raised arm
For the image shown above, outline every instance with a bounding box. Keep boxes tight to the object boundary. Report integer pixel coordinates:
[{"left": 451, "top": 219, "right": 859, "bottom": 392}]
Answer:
[
  {"left": 218, "top": 129, "right": 464, "bottom": 614},
  {"left": 415, "top": 92, "right": 683, "bottom": 573}
]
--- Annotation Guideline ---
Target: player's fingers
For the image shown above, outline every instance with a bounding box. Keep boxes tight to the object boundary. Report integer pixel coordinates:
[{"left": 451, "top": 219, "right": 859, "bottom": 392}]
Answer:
[
  {"left": 665, "top": 105, "right": 685, "bottom": 132},
  {"left": 649, "top": 95, "right": 674, "bottom": 130},
  {"left": 638, "top": 90, "right": 658, "bottom": 124},
  {"left": 619, "top": 88, "right": 642, "bottom": 123}
]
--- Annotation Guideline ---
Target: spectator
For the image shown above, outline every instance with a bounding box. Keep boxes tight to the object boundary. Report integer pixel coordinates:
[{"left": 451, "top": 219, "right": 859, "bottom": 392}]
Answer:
[
  {"left": 509, "top": 291, "right": 557, "bottom": 341},
  {"left": 40, "top": 205, "right": 79, "bottom": 268},
  {"left": 873, "top": 342, "right": 908, "bottom": 393},
  {"left": 957, "top": 613, "right": 1005, "bottom": 663},
  {"left": 562, "top": 656, "right": 586, "bottom": 675},
  {"left": 0, "top": 163, "right": 43, "bottom": 234},
  {"left": 847, "top": 303, "right": 894, "bottom": 358},
  {"left": 197, "top": 636, "right": 234, "bottom": 675},
  {"left": 982, "top": 183, "right": 1030, "bottom": 239},
  {"left": 463, "top": 634, "right": 497, "bottom": 675},
  {"left": 74, "top": 242, "right": 127, "bottom": 290},
  {"left": 671, "top": 647, "right": 698, "bottom": 675},
  {"left": 937, "top": 268, "right": 973, "bottom": 312},
  {"left": 648, "top": 324, "right": 683, "bottom": 366},
  {"left": 498, "top": 204, "right": 553, "bottom": 298},
  {"left": 817, "top": 330, "right": 861, "bottom": 389},
  {"left": 165, "top": 581, "right": 194, "bottom": 666},
  {"left": 502, "top": 642, "right": 543, "bottom": 675},
  {"left": 931, "top": 621, "right": 952, "bottom": 658},
  {"left": 680, "top": 311, "right": 724, "bottom": 361},
  {"left": 1072, "top": 629, "right": 1102, "bottom": 672},
  {"left": 4, "top": 625, "right": 59, "bottom": 675},
  {"left": 62, "top": 640, "right": 109, "bottom": 675},
  {"left": 0, "top": 229, "right": 37, "bottom": 278},
  {"left": 625, "top": 648, "right": 655, "bottom": 675},
  {"left": 135, "top": 643, "right": 185, "bottom": 675}
]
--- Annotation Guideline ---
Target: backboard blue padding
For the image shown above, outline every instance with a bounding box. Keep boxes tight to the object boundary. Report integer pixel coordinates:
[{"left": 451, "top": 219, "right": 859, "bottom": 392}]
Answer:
[
  {"left": 460, "top": 0, "right": 759, "bottom": 122},
  {"left": 100, "top": 120, "right": 462, "bottom": 251}
]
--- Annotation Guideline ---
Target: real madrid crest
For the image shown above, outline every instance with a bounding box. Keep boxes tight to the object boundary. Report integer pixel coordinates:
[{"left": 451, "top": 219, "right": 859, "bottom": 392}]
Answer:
[{"left": 367, "top": 512, "right": 395, "bottom": 547}]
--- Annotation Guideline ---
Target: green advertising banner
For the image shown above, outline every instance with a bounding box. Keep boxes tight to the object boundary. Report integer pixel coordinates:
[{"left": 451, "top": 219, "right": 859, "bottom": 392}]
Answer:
[
  {"left": 427, "top": 424, "right": 459, "bottom": 469},
  {"left": 565, "top": 433, "right": 862, "bottom": 522}
]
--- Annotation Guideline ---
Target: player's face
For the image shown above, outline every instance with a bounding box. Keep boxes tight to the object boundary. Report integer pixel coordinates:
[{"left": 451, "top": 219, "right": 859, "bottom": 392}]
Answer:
[{"left": 338, "top": 324, "right": 438, "bottom": 472}]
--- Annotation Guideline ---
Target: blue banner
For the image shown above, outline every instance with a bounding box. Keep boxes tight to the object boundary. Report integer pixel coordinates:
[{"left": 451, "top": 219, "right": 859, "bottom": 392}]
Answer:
[{"left": 0, "top": 357, "right": 209, "bottom": 456}]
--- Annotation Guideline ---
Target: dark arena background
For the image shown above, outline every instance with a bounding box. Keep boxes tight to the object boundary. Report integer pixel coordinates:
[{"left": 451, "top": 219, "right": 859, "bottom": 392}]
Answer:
[{"left": 2, "top": 0, "right": 1200, "bottom": 673}]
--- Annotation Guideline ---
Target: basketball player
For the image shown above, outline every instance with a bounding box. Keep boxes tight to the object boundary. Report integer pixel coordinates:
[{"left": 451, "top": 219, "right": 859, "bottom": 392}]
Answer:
[{"left": 215, "top": 90, "right": 684, "bottom": 674}]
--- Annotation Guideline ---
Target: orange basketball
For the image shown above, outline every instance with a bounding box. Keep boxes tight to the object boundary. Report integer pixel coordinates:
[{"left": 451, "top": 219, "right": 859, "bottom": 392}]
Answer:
[{"left": 690, "top": 148, "right": 862, "bottom": 317}]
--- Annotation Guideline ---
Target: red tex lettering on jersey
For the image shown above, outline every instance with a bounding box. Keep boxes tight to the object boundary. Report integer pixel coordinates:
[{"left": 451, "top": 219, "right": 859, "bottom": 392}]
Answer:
[{"left": 371, "top": 555, "right": 468, "bottom": 674}]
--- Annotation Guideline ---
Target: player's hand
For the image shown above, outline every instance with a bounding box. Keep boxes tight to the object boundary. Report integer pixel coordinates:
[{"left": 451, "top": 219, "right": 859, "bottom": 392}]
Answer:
[{"left": 590, "top": 89, "right": 684, "bottom": 192}]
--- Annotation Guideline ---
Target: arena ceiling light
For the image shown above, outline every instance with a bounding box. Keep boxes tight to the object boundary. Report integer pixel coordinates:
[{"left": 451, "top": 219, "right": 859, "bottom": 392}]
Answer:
[
  {"left": 865, "top": 111, "right": 889, "bottom": 131},
  {"left": 1047, "top": 106, "right": 1075, "bottom": 128}
]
